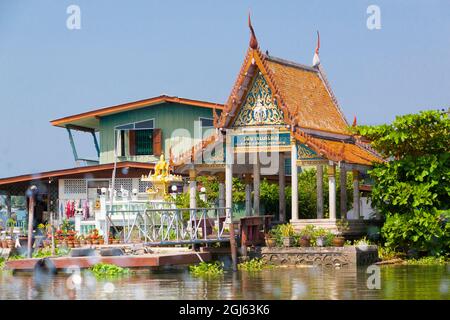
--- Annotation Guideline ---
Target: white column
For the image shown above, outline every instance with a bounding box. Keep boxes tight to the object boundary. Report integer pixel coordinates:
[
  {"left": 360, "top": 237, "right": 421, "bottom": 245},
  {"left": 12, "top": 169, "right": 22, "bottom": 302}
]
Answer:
[
  {"left": 225, "top": 134, "right": 233, "bottom": 210},
  {"left": 253, "top": 153, "right": 260, "bottom": 216},
  {"left": 316, "top": 164, "right": 324, "bottom": 219},
  {"left": 245, "top": 175, "right": 252, "bottom": 216},
  {"left": 352, "top": 170, "right": 360, "bottom": 219},
  {"left": 278, "top": 153, "right": 286, "bottom": 222},
  {"left": 189, "top": 169, "right": 197, "bottom": 209},
  {"left": 217, "top": 174, "right": 225, "bottom": 209},
  {"left": 340, "top": 166, "right": 348, "bottom": 219},
  {"left": 291, "top": 140, "right": 299, "bottom": 221},
  {"left": 328, "top": 164, "right": 336, "bottom": 220}
]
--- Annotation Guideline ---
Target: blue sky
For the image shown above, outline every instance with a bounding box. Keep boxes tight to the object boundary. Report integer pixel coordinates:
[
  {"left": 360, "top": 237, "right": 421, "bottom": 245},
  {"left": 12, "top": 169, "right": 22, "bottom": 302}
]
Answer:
[{"left": 0, "top": 0, "right": 449, "bottom": 178}]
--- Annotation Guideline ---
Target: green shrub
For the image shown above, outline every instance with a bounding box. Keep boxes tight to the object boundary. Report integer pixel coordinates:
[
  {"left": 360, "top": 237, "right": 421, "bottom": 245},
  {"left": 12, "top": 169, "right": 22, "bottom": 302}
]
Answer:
[
  {"left": 189, "top": 261, "right": 224, "bottom": 277},
  {"left": 382, "top": 209, "right": 450, "bottom": 256}
]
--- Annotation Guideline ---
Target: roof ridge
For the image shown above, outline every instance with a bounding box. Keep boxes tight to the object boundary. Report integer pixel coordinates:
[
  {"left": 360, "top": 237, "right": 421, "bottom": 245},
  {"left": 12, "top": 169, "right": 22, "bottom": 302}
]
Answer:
[{"left": 264, "top": 55, "right": 318, "bottom": 73}]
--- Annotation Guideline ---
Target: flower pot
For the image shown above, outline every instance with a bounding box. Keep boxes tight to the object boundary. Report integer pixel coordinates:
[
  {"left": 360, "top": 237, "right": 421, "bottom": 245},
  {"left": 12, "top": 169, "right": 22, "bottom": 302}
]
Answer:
[
  {"left": 299, "top": 238, "right": 310, "bottom": 247},
  {"left": 80, "top": 240, "right": 86, "bottom": 246},
  {"left": 112, "top": 239, "right": 119, "bottom": 245},
  {"left": 265, "top": 237, "right": 276, "bottom": 248},
  {"left": 316, "top": 237, "right": 325, "bottom": 247},
  {"left": 74, "top": 241, "right": 80, "bottom": 248},
  {"left": 7, "top": 239, "right": 14, "bottom": 249},
  {"left": 283, "top": 237, "right": 295, "bottom": 247},
  {"left": 98, "top": 238, "right": 104, "bottom": 245},
  {"left": 92, "top": 240, "right": 99, "bottom": 245},
  {"left": 68, "top": 241, "right": 74, "bottom": 248},
  {"left": 333, "top": 236, "right": 345, "bottom": 247}
]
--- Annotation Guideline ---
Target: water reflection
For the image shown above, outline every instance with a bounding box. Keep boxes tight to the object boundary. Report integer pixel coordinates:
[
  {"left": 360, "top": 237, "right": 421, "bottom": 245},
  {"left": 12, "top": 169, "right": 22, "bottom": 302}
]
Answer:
[{"left": 0, "top": 265, "right": 448, "bottom": 300}]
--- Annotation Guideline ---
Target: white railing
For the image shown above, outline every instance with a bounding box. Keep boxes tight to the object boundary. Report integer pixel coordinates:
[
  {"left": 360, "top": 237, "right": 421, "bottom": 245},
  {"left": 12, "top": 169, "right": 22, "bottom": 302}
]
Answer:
[{"left": 105, "top": 207, "right": 232, "bottom": 245}]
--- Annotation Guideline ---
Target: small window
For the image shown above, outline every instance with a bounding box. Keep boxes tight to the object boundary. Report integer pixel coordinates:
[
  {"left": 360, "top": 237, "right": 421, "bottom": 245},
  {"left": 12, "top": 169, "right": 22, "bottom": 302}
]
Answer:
[
  {"left": 200, "top": 118, "right": 214, "bottom": 128},
  {"left": 116, "top": 124, "right": 133, "bottom": 130},
  {"left": 135, "top": 119, "right": 154, "bottom": 129}
]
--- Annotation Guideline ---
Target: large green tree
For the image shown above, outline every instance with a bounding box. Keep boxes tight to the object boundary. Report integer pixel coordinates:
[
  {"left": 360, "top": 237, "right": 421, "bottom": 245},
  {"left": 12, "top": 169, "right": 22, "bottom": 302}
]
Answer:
[{"left": 354, "top": 110, "right": 450, "bottom": 256}]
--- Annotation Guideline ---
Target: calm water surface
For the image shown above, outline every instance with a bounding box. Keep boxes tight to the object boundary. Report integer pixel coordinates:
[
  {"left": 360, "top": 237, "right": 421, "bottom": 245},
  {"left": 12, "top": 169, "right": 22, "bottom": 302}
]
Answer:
[{"left": 0, "top": 265, "right": 448, "bottom": 300}]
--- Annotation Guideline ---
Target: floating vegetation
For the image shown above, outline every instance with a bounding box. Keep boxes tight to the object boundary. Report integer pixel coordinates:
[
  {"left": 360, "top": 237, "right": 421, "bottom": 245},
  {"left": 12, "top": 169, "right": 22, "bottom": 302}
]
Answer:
[
  {"left": 405, "top": 256, "right": 448, "bottom": 265},
  {"left": 32, "top": 247, "right": 70, "bottom": 258},
  {"left": 0, "top": 257, "right": 4, "bottom": 270},
  {"left": 189, "top": 261, "right": 224, "bottom": 277},
  {"left": 237, "top": 258, "right": 270, "bottom": 272},
  {"left": 90, "top": 263, "right": 131, "bottom": 277}
]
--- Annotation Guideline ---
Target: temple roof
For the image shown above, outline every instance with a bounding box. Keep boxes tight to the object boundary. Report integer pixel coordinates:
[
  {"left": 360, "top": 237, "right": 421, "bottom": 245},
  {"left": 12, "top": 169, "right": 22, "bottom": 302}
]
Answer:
[{"left": 264, "top": 55, "right": 349, "bottom": 134}]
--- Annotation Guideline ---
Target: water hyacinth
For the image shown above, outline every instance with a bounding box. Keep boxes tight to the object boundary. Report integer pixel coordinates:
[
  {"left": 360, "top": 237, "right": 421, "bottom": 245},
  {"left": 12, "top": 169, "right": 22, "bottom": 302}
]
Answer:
[
  {"left": 189, "top": 261, "right": 224, "bottom": 277},
  {"left": 90, "top": 263, "right": 131, "bottom": 277}
]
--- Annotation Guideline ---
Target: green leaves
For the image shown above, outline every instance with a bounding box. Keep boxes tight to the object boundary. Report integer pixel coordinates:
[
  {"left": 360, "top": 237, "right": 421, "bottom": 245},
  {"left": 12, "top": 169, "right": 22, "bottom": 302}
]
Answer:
[{"left": 352, "top": 110, "right": 449, "bottom": 158}]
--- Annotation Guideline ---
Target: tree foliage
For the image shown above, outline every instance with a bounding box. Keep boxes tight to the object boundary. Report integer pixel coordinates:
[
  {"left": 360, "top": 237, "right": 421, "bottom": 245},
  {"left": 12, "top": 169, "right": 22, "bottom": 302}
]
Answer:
[{"left": 353, "top": 110, "right": 450, "bottom": 256}]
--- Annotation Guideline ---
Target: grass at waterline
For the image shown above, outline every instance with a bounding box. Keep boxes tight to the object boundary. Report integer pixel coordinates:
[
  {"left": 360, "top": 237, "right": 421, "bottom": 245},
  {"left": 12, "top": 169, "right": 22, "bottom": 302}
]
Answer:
[
  {"left": 189, "top": 261, "right": 224, "bottom": 278},
  {"left": 90, "top": 263, "right": 131, "bottom": 278},
  {"left": 0, "top": 257, "right": 4, "bottom": 270},
  {"left": 405, "top": 256, "right": 449, "bottom": 265}
]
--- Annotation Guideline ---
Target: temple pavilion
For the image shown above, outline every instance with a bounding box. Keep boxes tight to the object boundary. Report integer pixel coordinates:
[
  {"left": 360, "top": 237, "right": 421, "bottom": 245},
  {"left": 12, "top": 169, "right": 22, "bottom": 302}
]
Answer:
[{"left": 172, "top": 16, "right": 383, "bottom": 233}]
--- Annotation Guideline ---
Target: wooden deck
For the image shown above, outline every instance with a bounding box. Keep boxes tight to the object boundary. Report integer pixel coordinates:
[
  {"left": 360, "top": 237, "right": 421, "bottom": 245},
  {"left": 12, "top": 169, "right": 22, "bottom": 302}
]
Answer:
[{"left": 5, "top": 251, "right": 211, "bottom": 271}]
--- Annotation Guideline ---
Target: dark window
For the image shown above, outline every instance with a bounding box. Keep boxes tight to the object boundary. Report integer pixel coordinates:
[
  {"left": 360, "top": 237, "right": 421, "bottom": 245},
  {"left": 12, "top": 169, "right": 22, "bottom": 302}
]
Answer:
[
  {"left": 135, "top": 129, "right": 153, "bottom": 155},
  {"left": 200, "top": 118, "right": 214, "bottom": 128},
  {"left": 135, "top": 119, "right": 154, "bottom": 129}
]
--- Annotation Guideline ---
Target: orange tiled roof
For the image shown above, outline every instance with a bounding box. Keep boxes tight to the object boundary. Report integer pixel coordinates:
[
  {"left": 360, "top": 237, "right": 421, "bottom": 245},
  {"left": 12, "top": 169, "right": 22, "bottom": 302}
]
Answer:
[
  {"left": 264, "top": 57, "right": 349, "bottom": 134},
  {"left": 320, "top": 139, "right": 382, "bottom": 166}
]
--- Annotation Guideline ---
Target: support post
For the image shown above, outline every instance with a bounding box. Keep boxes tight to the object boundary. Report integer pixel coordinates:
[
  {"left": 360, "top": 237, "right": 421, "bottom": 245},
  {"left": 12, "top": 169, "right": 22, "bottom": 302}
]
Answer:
[
  {"left": 229, "top": 222, "right": 238, "bottom": 272},
  {"left": 244, "top": 174, "right": 252, "bottom": 216},
  {"left": 225, "top": 133, "right": 233, "bottom": 210},
  {"left": 328, "top": 164, "right": 336, "bottom": 220},
  {"left": 5, "top": 192, "right": 12, "bottom": 217},
  {"left": 340, "top": 165, "right": 348, "bottom": 219},
  {"left": 352, "top": 170, "right": 360, "bottom": 219},
  {"left": 91, "top": 131, "right": 100, "bottom": 158},
  {"left": 216, "top": 172, "right": 225, "bottom": 209},
  {"left": 66, "top": 127, "right": 79, "bottom": 163},
  {"left": 189, "top": 169, "right": 197, "bottom": 209},
  {"left": 278, "top": 153, "right": 286, "bottom": 222},
  {"left": 316, "top": 164, "right": 324, "bottom": 219},
  {"left": 253, "top": 153, "right": 260, "bottom": 216},
  {"left": 27, "top": 187, "right": 37, "bottom": 258},
  {"left": 291, "top": 140, "right": 299, "bottom": 221}
]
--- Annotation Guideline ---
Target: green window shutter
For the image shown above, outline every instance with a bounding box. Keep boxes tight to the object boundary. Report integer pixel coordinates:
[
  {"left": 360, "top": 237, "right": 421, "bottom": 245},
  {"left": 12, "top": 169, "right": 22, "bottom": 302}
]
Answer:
[{"left": 135, "top": 129, "right": 153, "bottom": 155}]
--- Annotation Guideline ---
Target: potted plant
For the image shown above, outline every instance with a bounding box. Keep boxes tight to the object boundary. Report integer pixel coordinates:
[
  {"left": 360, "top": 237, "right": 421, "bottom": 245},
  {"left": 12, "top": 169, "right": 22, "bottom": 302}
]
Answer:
[
  {"left": 113, "top": 234, "right": 120, "bottom": 244},
  {"left": 314, "top": 227, "right": 329, "bottom": 247},
  {"left": 79, "top": 235, "right": 86, "bottom": 246},
  {"left": 279, "top": 223, "right": 296, "bottom": 247},
  {"left": 298, "top": 225, "right": 315, "bottom": 247},
  {"left": 333, "top": 219, "right": 349, "bottom": 247},
  {"left": 265, "top": 228, "right": 277, "bottom": 248}
]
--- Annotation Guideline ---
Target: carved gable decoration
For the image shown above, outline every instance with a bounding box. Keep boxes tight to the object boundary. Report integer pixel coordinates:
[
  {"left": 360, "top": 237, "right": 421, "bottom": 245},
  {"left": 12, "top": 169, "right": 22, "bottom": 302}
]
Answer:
[
  {"left": 233, "top": 72, "right": 285, "bottom": 127},
  {"left": 297, "top": 143, "right": 325, "bottom": 162}
]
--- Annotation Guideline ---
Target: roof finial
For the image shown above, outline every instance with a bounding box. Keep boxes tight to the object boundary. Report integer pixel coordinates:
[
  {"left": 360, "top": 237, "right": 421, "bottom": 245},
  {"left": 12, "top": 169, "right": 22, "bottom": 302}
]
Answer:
[
  {"left": 352, "top": 115, "right": 357, "bottom": 127},
  {"left": 248, "top": 11, "right": 258, "bottom": 50},
  {"left": 312, "top": 30, "right": 320, "bottom": 67}
]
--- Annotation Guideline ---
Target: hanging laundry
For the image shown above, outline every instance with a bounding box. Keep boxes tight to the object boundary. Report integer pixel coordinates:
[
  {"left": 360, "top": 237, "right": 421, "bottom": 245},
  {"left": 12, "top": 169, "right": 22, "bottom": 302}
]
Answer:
[{"left": 83, "top": 200, "right": 90, "bottom": 220}]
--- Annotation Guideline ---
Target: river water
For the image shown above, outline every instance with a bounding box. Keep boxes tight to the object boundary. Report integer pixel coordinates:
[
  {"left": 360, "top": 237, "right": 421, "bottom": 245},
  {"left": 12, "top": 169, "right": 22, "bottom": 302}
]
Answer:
[{"left": 0, "top": 265, "right": 448, "bottom": 300}]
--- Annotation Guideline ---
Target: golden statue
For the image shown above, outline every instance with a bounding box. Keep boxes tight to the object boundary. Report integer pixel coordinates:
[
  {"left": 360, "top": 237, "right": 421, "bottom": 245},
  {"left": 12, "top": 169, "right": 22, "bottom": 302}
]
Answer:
[
  {"left": 141, "top": 153, "right": 182, "bottom": 200},
  {"left": 154, "top": 154, "right": 169, "bottom": 177}
]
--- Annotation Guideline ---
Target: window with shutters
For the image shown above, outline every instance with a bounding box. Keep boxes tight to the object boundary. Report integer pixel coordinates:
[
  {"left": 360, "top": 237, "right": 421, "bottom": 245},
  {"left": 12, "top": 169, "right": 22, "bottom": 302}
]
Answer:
[{"left": 115, "top": 119, "right": 161, "bottom": 156}]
